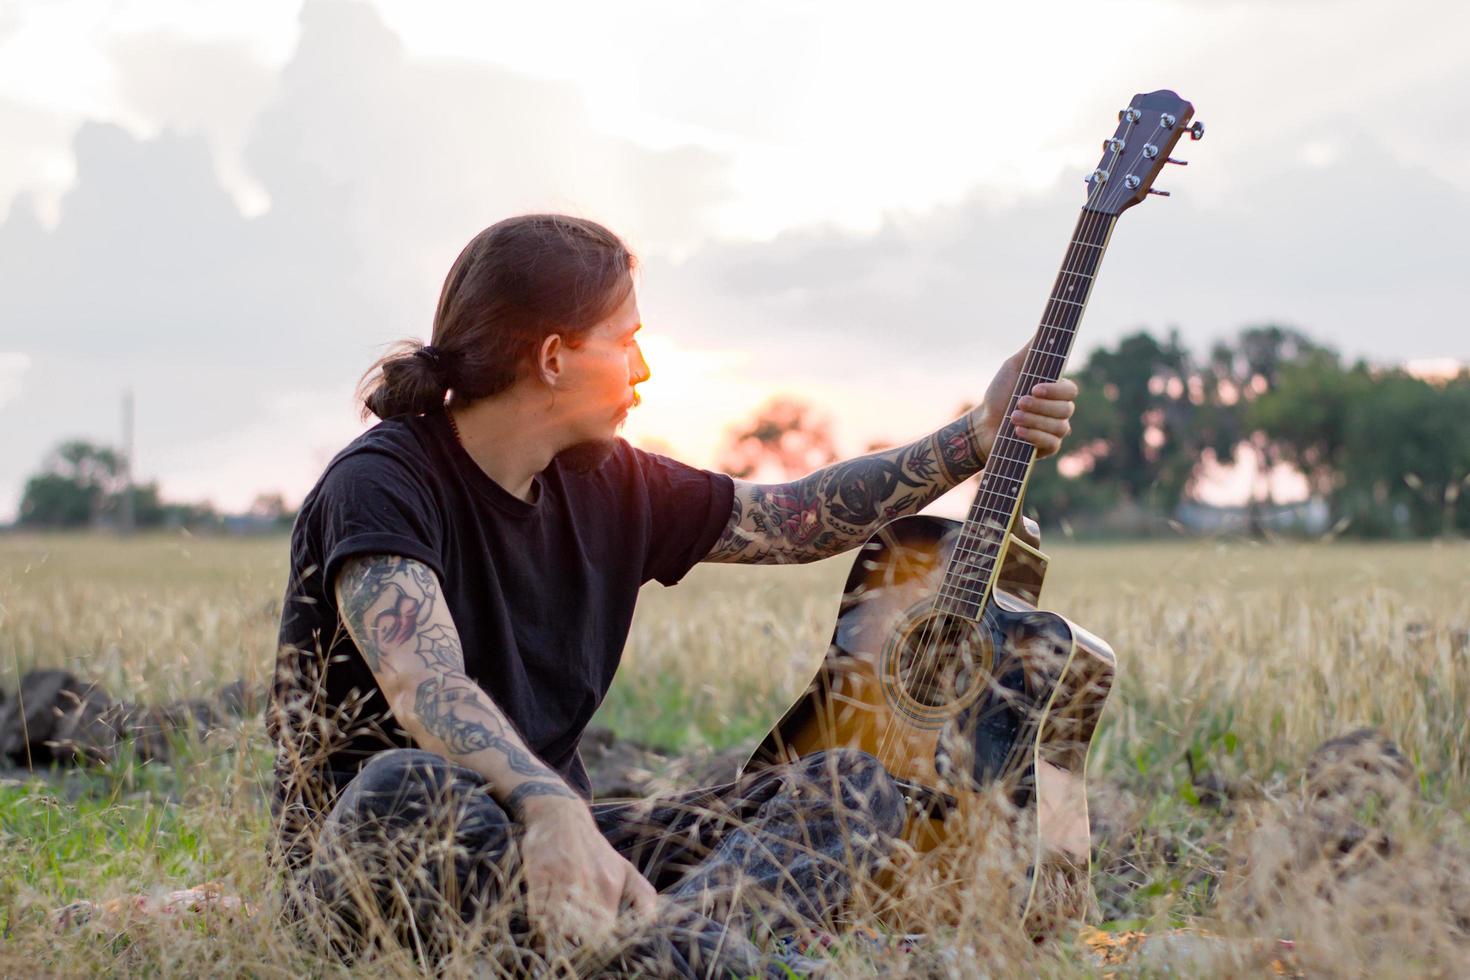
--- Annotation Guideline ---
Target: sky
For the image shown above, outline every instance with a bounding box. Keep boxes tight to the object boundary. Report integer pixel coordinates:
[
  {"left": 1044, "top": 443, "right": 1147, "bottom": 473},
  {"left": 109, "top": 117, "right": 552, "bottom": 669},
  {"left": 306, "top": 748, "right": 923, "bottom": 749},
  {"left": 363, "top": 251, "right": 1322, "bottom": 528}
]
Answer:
[{"left": 1, "top": 0, "right": 1467, "bottom": 521}]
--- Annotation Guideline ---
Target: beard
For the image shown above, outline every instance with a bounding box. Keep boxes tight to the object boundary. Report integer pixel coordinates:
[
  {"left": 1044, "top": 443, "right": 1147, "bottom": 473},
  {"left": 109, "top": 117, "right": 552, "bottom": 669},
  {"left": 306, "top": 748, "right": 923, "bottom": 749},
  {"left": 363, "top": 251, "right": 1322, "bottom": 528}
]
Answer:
[{"left": 554, "top": 436, "right": 620, "bottom": 474}]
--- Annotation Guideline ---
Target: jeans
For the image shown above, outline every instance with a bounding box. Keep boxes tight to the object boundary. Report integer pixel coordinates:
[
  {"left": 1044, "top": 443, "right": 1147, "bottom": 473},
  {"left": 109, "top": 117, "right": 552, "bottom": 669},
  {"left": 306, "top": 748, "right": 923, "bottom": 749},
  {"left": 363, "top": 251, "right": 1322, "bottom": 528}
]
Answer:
[{"left": 290, "top": 746, "right": 905, "bottom": 977}]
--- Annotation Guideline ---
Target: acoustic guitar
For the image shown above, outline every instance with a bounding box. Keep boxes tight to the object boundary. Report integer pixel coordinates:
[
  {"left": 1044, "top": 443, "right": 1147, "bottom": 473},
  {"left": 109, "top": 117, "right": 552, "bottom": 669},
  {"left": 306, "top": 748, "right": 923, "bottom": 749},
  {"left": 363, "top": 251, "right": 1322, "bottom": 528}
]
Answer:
[{"left": 745, "top": 89, "right": 1202, "bottom": 934}]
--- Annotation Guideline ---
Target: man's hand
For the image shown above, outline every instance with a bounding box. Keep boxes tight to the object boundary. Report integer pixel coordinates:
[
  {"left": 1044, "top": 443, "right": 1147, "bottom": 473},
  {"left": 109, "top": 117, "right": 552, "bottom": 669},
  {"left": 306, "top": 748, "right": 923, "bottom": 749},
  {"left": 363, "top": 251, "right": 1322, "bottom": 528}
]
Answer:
[
  {"left": 518, "top": 795, "right": 657, "bottom": 945},
  {"left": 974, "top": 343, "right": 1079, "bottom": 459}
]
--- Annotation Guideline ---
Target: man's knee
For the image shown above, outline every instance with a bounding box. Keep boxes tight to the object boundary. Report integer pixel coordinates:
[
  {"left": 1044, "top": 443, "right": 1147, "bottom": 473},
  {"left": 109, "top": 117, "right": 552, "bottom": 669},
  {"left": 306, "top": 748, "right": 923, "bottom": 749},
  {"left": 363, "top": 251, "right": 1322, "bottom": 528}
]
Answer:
[
  {"left": 332, "top": 748, "right": 506, "bottom": 834},
  {"left": 797, "top": 748, "right": 905, "bottom": 837}
]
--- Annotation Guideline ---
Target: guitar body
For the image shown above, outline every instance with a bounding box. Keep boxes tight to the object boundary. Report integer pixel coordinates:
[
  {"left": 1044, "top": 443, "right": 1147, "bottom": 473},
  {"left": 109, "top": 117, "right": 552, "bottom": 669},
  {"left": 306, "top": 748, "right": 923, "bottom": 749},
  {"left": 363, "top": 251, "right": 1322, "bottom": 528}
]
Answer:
[{"left": 746, "top": 514, "right": 1116, "bottom": 931}]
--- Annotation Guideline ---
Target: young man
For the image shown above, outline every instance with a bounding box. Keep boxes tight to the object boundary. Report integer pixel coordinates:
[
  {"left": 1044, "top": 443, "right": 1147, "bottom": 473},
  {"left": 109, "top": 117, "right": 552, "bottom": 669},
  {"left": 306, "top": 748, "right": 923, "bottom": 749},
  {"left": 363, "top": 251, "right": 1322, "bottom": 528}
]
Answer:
[{"left": 270, "top": 214, "right": 1077, "bottom": 974}]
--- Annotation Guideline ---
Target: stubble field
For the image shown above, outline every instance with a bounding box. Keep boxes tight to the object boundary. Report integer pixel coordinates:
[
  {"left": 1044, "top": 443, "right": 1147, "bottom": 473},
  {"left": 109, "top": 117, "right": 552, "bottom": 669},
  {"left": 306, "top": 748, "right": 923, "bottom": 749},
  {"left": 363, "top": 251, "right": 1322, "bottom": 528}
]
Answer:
[{"left": 1, "top": 532, "right": 1468, "bottom": 976}]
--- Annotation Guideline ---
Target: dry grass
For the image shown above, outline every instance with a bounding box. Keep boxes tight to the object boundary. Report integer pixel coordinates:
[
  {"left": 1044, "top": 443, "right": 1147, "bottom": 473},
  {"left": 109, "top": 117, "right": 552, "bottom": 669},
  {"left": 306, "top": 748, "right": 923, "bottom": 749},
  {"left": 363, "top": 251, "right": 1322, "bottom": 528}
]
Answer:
[{"left": 2, "top": 532, "right": 1468, "bottom": 976}]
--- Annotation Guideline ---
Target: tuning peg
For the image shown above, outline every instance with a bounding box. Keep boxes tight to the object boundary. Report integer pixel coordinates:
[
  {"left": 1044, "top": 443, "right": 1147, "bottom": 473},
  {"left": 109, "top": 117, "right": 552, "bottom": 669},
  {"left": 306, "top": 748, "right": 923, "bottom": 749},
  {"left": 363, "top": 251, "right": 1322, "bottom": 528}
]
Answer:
[
  {"left": 1166, "top": 157, "right": 1188, "bottom": 166},
  {"left": 1186, "top": 121, "right": 1205, "bottom": 140},
  {"left": 1147, "top": 188, "right": 1171, "bottom": 197}
]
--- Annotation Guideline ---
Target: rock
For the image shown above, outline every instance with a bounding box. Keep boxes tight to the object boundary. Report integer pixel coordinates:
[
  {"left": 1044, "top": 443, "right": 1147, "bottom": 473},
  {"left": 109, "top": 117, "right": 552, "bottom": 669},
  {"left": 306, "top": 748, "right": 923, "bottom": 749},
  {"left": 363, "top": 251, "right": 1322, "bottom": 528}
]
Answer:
[
  {"left": 677, "top": 746, "right": 747, "bottom": 788},
  {"left": 122, "top": 703, "right": 183, "bottom": 762},
  {"left": 1299, "top": 728, "right": 1416, "bottom": 870},
  {"left": 216, "top": 679, "right": 268, "bottom": 717},
  {"left": 579, "top": 728, "right": 749, "bottom": 800},
  {"left": 49, "top": 682, "right": 124, "bottom": 765},
  {"left": 581, "top": 727, "right": 672, "bottom": 798},
  {"left": 180, "top": 698, "right": 224, "bottom": 735},
  {"left": 0, "top": 669, "right": 275, "bottom": 770},
  {"left": 1305, "top": 727, "right": 1415, "bottom": 804},
  {"left": 0, "top": 669, "right": 87, "bottom": 764}
]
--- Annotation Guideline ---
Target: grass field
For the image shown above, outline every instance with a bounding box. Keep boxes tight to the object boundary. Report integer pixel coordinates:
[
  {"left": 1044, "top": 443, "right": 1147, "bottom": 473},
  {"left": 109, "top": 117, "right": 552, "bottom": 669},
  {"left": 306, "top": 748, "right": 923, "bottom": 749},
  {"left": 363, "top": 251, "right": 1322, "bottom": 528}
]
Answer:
[{"left": 2, "top": 532, "right": 1468, "bottom": 976}]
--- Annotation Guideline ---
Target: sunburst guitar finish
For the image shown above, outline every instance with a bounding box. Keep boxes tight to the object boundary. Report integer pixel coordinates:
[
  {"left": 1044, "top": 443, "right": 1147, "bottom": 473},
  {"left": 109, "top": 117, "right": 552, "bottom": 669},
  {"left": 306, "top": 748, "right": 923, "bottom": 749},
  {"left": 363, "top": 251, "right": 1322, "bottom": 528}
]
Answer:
[{"left": 746, "top": 515, "right": 1116, "bottom": 934}]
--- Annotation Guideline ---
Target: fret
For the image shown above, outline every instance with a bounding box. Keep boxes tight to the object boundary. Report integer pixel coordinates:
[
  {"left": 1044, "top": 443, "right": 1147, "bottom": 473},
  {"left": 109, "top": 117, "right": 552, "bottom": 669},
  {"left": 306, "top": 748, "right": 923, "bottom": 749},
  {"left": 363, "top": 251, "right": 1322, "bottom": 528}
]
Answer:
[
  {"left": 946, "top": 570, "right": 993, "bottom": 593},
  {"left": 981, "top": 451, "right": 1032, "bottom": 471},
  {"left": 990, "top": 443, "right": 1036, "bottom": 464},
  {"left": 1050, "top": 297, "right": 1084, "bottom": 308},
  {"left": 945, "top": 551, "right": 998, "bottom": 576},
  {"left": 966, "top": 504, "right": 1017, "bottom": 527},
  {"left": 1018, "top": 370, "right": 1063, "bottom": 388},
  {"left": 948, "top": 544, "right": 998, "bottom": 569},
  {"left": 980, "top": 465, "right": 1024, "bottom": 483},
  {"left": 940, "top": 570, "right": 999, "bottom": 593},
  {"left": 1069, "top": 239, "right": 1102, "bottom": 249}
]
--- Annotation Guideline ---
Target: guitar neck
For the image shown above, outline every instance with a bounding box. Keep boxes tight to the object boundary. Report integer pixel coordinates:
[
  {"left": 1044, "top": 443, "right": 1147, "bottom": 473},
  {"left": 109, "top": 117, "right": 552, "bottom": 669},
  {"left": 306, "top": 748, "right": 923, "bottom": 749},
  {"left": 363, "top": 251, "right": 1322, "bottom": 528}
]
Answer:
[{"left": 937, "top": 208, "right": 1119, "bottom": 618}]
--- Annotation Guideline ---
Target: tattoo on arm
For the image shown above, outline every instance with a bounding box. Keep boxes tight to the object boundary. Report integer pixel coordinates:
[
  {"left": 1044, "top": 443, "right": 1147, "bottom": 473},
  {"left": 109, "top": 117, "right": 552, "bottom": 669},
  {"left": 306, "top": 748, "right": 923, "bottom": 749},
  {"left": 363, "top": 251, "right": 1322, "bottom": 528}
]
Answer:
[
  {"left": 706, "top": 412, "right": 987, "bottom": 565},
  {"left": 412, "top": 674, "right": 549, "bottom": 769},
  {"left": 503, "top": 779, "right": 581, "bottom": 819},
  {"left": 337, "top": 556, "right": 438, "bottom": 670},
  {"left": 335, "top": 554, "right": 570, "bottom": 806}
]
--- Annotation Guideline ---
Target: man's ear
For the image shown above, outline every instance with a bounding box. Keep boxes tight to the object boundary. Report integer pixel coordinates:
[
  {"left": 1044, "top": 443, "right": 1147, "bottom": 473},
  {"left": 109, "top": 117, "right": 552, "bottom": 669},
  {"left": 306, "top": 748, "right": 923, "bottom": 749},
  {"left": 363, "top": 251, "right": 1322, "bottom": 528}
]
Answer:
[{"left": 537, "top": 334, "right": 565, "bottom": 386}]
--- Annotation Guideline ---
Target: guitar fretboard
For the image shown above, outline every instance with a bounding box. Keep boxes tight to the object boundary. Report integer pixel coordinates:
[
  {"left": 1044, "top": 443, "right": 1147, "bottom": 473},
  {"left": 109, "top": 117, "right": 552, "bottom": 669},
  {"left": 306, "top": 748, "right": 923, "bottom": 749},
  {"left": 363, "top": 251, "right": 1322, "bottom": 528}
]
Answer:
[{"left": 936, "top": 208, "right": 1119, "bottom": 619}]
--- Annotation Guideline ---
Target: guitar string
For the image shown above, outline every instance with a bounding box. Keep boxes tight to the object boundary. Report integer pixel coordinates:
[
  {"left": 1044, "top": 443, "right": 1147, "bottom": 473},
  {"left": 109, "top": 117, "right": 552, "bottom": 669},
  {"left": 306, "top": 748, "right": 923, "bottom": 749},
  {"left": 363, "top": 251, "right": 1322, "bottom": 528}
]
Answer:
[{"left": 883, "top": 114, "right": 1170, "bottom": 772}]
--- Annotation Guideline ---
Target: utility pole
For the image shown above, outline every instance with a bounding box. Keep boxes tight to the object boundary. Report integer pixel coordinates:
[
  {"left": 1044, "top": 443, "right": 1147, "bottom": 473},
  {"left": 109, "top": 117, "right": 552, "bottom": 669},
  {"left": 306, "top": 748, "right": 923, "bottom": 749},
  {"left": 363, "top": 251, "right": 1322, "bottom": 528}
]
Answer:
[{"left": 119, "top": 389, "right": 135, "bottom": 534}]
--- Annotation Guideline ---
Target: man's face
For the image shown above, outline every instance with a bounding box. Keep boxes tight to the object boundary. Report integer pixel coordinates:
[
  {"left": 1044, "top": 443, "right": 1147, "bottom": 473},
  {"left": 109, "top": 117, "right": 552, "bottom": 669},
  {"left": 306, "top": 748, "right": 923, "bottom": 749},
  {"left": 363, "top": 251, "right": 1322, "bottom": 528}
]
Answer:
[{"left": 552, "top": 287, "right": 649, "bottom": 469}]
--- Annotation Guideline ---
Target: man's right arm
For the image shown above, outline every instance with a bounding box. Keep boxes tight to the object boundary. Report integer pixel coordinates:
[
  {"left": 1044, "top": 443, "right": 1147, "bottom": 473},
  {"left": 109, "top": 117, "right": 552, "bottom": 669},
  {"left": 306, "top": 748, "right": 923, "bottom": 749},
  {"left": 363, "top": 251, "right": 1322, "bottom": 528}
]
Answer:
[
  {"left": 334, "top": 554, "right": 656, "bottom": 937},
  {"left": 335, "top": 554, "right": 578, "bottom": 814}
]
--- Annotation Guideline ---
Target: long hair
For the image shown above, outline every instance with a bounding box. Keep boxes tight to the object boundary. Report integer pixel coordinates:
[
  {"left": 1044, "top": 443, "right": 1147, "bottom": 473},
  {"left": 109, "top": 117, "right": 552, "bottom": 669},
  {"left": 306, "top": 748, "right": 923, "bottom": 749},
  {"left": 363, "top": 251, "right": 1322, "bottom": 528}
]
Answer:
[{"left": 359, "top": 214, "right": 636, "bottom": 420}]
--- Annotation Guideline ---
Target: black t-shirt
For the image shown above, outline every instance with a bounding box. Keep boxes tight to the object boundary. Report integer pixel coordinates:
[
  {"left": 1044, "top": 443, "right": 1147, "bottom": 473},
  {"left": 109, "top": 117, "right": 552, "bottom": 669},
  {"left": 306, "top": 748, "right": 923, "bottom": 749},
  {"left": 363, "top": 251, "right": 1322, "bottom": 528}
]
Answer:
[{"left": 270, "top": 411, "right": 734, "bottom": 810}]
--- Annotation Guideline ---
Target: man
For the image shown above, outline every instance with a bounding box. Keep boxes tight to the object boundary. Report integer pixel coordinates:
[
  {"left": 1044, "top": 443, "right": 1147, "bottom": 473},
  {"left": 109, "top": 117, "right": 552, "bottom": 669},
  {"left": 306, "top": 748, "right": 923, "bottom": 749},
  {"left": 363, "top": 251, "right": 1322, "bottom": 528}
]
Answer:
[{"left": 270, "top": 214, "right": 1077, "bottom": 975}]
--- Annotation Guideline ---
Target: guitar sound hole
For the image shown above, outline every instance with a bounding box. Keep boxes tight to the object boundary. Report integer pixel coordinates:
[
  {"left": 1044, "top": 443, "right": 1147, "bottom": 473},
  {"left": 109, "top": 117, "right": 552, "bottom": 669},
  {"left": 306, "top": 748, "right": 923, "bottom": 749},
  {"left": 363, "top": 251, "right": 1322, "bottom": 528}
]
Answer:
[{"left": 896, "top": 613, "right": 993, "bottom": 708}]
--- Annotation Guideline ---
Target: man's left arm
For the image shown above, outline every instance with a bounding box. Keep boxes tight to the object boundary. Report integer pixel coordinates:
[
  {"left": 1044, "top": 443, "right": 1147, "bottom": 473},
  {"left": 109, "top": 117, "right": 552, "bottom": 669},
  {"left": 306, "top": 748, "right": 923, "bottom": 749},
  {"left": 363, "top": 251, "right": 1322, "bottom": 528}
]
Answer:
[{"left": 704, "top": 347, "right": 1078, "bottom": 565}]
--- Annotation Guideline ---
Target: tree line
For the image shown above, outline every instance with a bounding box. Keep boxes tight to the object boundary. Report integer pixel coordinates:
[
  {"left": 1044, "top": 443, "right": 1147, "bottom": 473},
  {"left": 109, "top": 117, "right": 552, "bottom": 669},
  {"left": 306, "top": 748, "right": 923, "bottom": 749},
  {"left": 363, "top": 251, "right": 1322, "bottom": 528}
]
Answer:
[
  {"left": 1020, "top": 324, "right": 1469, "bottom": 537},
  {"left": 720, "top": 325, "right": 1469, "bottom": 539},
  {"left": 15, "top": 440, "right": 292, "bottom": 532},
  {"left": 16, "top": 324, "right": 1467, "bottom": 538}
]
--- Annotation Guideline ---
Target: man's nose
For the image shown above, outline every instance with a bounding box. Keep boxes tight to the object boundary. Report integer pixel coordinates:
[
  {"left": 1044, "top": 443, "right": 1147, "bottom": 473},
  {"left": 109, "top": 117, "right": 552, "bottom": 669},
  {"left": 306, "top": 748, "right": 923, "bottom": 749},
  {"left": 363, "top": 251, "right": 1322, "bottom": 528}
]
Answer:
[{"left": 630, "top": 342, "right": 651, "bottom": 385}]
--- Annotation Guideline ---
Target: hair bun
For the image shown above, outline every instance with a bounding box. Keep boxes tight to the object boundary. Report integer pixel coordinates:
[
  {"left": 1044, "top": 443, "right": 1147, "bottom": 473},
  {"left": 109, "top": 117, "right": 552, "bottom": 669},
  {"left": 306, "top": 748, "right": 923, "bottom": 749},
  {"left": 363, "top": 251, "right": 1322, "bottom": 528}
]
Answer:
[{"left": 413, "top": 345, "right": 442, "bottom": 371}]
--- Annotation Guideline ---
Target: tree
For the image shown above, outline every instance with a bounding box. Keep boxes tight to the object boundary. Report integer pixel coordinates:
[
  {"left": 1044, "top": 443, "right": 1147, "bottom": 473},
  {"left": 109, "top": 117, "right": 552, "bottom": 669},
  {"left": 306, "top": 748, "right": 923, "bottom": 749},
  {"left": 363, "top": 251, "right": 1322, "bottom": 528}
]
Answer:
[
  {"left": 1251, "top": 361, "right": 1470, "bottom": 537},
  {"left": 716, "top": 397, "right": 839, "bottom": 480},
  {"left": 17, "top": 440, "right": 124, "bottom": 528},
  {"left": 1246, "top": 351, "right": 1362, "bottom": 506},
  {"left": 1204, "top": 325, "right": 1333, "bottom": 530},
  {"left": 1339, "top": 371, "right": 1470, "bottom": 537},
  {"left": 249, "top": 492, "right": 297, "bottom": 529}
]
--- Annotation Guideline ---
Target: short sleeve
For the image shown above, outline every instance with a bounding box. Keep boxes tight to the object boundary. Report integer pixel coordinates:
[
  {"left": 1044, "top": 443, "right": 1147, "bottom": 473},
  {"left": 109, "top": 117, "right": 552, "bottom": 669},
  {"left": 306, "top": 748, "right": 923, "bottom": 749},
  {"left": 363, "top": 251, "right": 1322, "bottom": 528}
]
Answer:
[
  {"left": 313, "top": 451, "right": 447, "bottom": 596},
  {"left": 636, "top": 448, "right": 735, "bottom": 587}
]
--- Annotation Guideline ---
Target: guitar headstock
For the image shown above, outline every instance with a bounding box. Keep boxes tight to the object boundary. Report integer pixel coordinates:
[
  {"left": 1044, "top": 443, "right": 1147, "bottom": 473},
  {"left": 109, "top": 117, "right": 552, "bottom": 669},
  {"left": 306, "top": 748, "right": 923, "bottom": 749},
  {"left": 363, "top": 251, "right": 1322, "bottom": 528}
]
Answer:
[{"left": 1084, "top": 89, "right": 1201, "bottom": 215}]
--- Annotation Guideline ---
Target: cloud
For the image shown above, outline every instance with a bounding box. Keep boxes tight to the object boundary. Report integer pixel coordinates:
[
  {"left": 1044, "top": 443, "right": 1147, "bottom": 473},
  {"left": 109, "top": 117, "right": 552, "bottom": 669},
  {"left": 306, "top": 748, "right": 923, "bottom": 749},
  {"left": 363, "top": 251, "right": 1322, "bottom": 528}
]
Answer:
[
  {"left": 662, "top": 125, "right": 1470, "bottom": 373},
  {"left": 0, "top": 352, "right": 30, "bottom": 409},
  {"left": 0, "top": 0, "right": 734, "bottom": 518},
  {"left": 1, "top": 0, "right": 1466, "bottom": 522}
]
